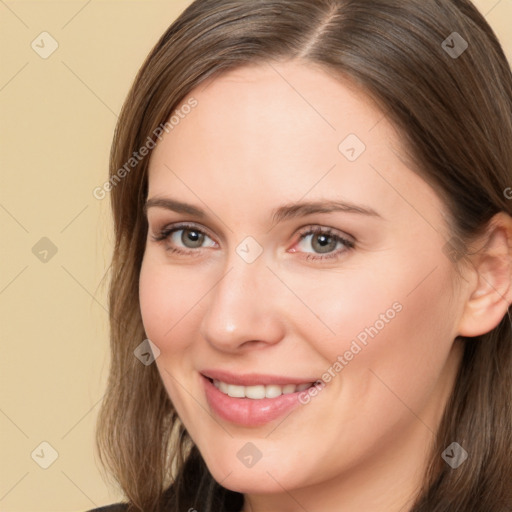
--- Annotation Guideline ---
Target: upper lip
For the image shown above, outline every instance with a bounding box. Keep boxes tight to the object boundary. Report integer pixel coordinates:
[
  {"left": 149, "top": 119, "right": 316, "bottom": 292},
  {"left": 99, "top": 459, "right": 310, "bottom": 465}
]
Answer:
[{"left": 201, "top": 369, "right": 316, "bottom": 387}]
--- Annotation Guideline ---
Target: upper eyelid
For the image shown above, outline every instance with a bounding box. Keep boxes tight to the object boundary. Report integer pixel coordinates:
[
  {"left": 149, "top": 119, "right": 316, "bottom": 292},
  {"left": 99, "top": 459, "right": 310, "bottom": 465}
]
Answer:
[
  {"left": 156, "top": 221, "right": 349, "bottom": 236},
  {"left": 297, "top": 225, "right": 352, "bottom": 238}
]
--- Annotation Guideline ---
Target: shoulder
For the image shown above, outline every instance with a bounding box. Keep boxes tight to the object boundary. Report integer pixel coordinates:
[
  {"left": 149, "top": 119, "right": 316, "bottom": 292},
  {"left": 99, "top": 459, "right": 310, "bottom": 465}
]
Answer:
[{"left": 86, "top": 504, "right": 129, "bottom": 512}]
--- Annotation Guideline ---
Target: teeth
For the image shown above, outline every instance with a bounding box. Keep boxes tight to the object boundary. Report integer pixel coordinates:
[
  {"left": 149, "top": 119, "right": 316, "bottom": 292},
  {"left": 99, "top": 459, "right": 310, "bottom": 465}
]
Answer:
[
  {"left": 245, "top": 385, "right": 265, "bottom": 399},
  {"left": 227, "top": 384, "right": 245, "bottom": 398},
  {"left": 282, "top": 384, "right": 297, "bottom": 394},
  {"left": 212, "top": 379, "right": 312, "bottom": 399}
]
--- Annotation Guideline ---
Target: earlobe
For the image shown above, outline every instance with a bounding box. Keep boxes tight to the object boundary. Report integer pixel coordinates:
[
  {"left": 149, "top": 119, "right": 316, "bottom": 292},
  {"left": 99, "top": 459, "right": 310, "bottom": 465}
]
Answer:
[{"left": 457, "top": 213, "right": 512, "bottom": 338}]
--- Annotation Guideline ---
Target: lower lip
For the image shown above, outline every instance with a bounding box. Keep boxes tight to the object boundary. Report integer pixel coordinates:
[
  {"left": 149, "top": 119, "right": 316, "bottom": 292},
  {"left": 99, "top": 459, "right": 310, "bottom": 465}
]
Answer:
[{"left": 202, "top": 375, "right": 306, "bottom": 426}]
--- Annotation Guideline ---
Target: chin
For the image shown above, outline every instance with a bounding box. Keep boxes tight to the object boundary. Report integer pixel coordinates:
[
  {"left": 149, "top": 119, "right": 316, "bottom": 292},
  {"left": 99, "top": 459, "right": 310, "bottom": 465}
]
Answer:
[
  {"left": 215, "top": 472, "right": 287, "bottom": 494},
  {"left": 206, "top": 457, "right": 305, "bottom": 494}
]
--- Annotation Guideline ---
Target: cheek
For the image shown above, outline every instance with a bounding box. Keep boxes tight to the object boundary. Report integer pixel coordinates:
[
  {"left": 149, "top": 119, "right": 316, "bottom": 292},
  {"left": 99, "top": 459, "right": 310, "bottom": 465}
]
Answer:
[
  {"left": 139, "top": 252, "right": 228, "bottom": 360},
  {"left": 139, "top": 254, "right": 208, "bottom": 347},
  {"left": 139, "top": 256, "right": 210, "bottom": 415},
  {"left": 296, "top": 252, "right": 459, "bottom": 395},
  {"left": 139, "top": 261, "right": 172, "bottom": 343},
  {"left": 325, "top": 259, "right": 459, "bottom": 422},
  {"left": 140, "top": 244, "right": 459, "bottom": 380},
  {"left": 282, "top": 263, "right": 405, "bottom": 354}
]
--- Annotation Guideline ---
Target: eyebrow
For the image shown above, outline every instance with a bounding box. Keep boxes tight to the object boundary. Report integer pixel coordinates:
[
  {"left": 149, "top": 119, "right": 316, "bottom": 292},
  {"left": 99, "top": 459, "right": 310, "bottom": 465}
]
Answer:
[
  {"left": 271, "top": 200, "right": 382, "bottom": 224},
  {"left": 143, "top": 197, "right": 382, "bottom": 223},
  {"left": 144, "top": 197, "right": 205, "bottom": 217}
]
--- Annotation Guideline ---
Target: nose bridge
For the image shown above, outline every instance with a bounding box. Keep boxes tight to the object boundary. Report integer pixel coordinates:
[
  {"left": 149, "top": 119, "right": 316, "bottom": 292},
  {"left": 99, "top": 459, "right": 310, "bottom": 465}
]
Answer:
[
  {"left": 216, "top": 258, "right": 260, "bottom": 312},
  {"left": 199, "top": 248, "right": 284, "bottom": 350}
]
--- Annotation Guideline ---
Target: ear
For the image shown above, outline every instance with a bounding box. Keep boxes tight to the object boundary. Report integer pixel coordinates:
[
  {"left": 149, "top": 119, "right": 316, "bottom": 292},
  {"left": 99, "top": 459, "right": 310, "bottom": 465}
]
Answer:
[{"left": 457, "top": 212, "right": 512, "bottom": 337}]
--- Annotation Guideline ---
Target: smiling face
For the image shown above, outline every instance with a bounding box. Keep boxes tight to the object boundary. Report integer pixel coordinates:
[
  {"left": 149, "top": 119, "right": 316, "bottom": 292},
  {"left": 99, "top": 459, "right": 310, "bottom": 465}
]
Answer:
[{"left": 139, "top": 61, "right": 467, "bottom": 509}]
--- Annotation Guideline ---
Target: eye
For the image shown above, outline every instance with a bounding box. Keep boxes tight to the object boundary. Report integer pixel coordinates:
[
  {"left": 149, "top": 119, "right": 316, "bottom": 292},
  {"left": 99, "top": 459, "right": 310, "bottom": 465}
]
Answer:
[
  {"left": 170, "top": 228, "right": 214, "bottom": 249},
  {"left": 291, "top": 226, "right": 355, "bottom": 260},
  {"left": 151, "top": 223, "right": 217, "bottom": 254}
]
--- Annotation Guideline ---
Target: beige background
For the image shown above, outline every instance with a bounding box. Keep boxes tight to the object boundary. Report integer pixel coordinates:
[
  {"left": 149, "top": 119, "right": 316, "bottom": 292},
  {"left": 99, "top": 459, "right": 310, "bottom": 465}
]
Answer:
[{"left": 0, "top": 1, "right": 510, "bottom": 511}]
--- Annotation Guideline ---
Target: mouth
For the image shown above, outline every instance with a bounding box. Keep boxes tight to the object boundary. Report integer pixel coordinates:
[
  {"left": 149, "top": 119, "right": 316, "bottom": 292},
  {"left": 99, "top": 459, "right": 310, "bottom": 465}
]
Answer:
[{"left": 200, "top": 371, "right": 318, "bottom": 426}]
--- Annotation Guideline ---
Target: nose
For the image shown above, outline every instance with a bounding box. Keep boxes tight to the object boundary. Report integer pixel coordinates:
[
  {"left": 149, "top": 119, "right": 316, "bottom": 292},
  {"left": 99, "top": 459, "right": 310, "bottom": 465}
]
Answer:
[{"left": 199, "top": 253, "right": 286, "bottom": 353}]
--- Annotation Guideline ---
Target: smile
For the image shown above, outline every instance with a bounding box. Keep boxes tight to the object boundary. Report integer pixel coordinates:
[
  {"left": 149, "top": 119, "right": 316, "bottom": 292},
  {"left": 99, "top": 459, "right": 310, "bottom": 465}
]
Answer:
[{"left": 201, "top": 371, "right": 319, "bottom": 426}]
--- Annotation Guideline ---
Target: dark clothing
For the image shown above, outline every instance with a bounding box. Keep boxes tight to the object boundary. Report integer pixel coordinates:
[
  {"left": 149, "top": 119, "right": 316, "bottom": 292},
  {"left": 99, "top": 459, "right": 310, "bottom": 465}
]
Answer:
[
  {"left": 86, "top": 475, "right": 244, "bottom": 511},
  {"left": 87, "top": 505, "right": 129, "bottom": 512}
]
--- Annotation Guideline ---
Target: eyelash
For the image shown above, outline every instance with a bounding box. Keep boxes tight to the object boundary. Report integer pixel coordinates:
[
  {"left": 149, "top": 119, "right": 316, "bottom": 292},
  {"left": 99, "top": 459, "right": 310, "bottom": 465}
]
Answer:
[{"left": 151, "top": 222, "right": 355, "bottom": 261}]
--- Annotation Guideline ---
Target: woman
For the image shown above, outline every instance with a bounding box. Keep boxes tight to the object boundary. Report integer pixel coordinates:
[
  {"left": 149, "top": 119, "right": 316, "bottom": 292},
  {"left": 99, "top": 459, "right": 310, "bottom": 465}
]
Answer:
[{"left": 90, "top": 0, "right": 512, "bottom": 510}]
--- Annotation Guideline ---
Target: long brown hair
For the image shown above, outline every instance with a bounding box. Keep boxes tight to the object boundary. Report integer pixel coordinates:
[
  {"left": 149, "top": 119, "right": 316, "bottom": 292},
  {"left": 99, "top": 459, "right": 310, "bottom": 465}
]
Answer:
[{"left": 95, "top": 1, "right": 512, "bottom": 510}]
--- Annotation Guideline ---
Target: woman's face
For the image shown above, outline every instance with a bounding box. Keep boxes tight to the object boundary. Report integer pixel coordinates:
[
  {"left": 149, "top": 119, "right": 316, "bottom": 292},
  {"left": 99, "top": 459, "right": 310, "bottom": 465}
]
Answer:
[{"left": 140, "top": 62, "right": 466, "bottom": 505}]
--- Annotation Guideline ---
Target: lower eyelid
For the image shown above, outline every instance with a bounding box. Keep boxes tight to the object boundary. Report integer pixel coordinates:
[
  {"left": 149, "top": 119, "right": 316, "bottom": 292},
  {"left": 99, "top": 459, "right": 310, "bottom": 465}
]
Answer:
[{"left": 304, "top": 252, "right": 339, "bottom": 261}]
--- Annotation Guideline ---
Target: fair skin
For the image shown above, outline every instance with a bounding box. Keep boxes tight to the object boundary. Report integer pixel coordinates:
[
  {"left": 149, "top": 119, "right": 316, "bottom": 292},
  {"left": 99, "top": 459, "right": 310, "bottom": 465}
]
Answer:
[{"left": 139, "top": 61, "right": 512, "bottom": 512}]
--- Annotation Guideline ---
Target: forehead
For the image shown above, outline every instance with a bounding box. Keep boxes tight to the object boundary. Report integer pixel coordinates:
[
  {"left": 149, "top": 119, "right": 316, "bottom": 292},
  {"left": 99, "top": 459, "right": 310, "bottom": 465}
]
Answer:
[
  {"left": 166, "top": 61, "right": 390, "bottom": 151},
  {"left": 147, "top": 61, "right": 444, "bottom": 229},
  {"left": 149, "top": 61, "right": 388, "bottom": 180}
]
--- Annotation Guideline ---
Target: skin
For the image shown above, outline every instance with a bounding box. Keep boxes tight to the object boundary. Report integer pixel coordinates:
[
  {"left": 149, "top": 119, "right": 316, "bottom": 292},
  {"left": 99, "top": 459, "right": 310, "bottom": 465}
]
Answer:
[{"left": 139, "top": 61, "right": 510, "bottom": 511}]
